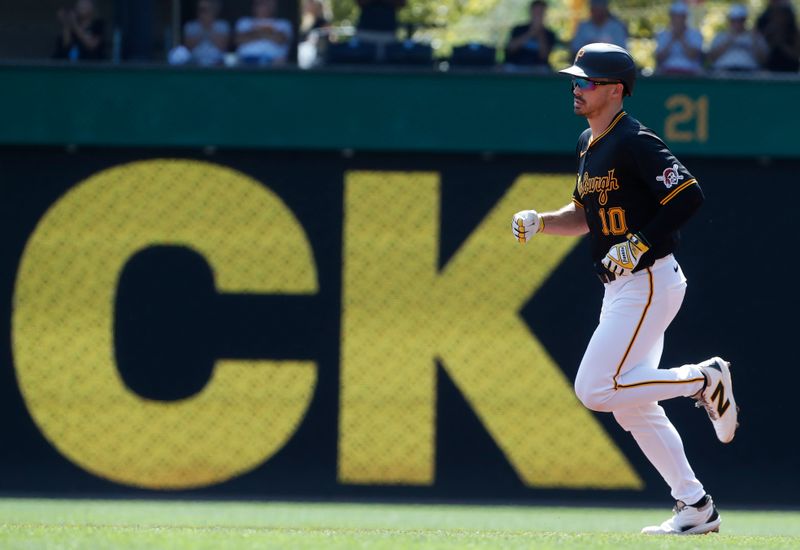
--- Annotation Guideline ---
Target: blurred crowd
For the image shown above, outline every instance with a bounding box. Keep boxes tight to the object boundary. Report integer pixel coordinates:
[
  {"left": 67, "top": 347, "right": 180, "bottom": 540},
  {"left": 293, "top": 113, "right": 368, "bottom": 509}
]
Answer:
[{"left": 51, "top": 0, "right": 800, "bottom": 74}]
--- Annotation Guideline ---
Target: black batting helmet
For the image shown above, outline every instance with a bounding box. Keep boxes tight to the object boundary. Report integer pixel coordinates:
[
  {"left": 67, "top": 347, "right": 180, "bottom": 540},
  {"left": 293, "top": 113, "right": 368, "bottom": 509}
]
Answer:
[{"left": 559, "top": 43, "right": 637, "bottom": 96}]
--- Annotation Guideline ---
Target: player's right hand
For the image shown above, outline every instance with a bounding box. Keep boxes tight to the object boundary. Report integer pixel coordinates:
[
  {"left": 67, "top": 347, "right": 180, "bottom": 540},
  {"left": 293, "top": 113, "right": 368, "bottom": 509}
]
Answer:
[
  {"left": 601, "top": 232, "right": 650, "bottom": 277},
  {"left": 512, "top": 210, "right": 542, "bottom": 243}
]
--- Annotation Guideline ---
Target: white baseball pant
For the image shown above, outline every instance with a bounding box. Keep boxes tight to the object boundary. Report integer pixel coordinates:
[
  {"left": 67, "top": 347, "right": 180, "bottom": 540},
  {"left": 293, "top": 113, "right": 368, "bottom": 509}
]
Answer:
[{"left": 574, "top": 254, "right": 707, "bottom": 504}]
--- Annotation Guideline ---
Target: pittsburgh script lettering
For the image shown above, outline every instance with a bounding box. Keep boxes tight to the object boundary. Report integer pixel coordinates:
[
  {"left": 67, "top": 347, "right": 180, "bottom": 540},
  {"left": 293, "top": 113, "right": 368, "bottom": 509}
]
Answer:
[{"left": 578, "top": 169, "right": 619, "bottom": 205}]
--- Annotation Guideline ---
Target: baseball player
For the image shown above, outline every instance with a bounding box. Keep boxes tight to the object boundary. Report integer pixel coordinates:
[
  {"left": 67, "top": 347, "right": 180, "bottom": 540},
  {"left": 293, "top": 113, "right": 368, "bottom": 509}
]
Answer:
[{"left": 512, "top": 43, "right": 738, "bottom": 535}]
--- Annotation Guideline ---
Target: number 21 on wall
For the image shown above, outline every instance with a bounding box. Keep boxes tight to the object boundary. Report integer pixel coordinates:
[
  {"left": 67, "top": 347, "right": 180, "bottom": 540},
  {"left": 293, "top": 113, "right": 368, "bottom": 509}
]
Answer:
[{"left": 664, "top": 95, "right": 708, "bottom": 143}]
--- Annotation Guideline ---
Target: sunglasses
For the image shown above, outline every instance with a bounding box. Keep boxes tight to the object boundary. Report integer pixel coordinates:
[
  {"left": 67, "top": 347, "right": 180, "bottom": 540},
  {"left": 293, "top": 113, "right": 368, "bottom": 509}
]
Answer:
[{"left": 572, "top": 77, "right": 621, "bottom": 91}]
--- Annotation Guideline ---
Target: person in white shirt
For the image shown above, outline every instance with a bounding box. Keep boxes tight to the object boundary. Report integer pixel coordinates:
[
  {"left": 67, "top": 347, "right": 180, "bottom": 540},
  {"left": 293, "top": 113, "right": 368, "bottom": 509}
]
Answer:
[
  {"left": 183, "top": 0, "right": 230, "bottom": 66},
  {"left": 571, "top": 0, "right": 628, "bottom": 56},
  {"left": 707, "top": 4, "right": 768, "bottom": 72},
  {"left": 235, "top": 0, "right": 293, "bottom": 66},
  {"left": 655, "top": 2, "right": 704, "bottom": 75}
]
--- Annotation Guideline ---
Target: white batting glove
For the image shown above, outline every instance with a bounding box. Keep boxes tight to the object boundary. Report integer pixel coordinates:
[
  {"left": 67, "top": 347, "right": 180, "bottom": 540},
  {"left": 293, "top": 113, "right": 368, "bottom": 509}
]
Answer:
[
  {"left": 602, "top": 233, "right": 650, "bottom": 276},
  {"left": 512, "top": 210, "right": 543, "bottom": 243}
]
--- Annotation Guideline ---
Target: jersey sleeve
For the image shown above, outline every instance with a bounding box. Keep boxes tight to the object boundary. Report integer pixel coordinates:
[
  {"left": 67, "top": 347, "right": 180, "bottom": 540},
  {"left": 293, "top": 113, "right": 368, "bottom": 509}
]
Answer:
[{"left": 627, "top": 130, "right": 698, "bottom": 205}]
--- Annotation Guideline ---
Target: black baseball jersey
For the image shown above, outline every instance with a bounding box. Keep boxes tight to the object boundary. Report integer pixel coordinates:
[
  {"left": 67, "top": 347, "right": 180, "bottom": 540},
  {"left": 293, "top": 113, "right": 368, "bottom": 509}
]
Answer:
[{"left": 572, "top": 110, "right": 701, "bottom": 272}]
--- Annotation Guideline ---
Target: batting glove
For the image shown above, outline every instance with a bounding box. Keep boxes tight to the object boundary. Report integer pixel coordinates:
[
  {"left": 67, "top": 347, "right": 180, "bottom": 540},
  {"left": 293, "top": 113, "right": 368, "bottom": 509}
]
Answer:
[
  {"left": 601, "top": 232, "right": 650, "bottom": 277},
  {"left": 512, "top": 210, "right": 544, "bottom": 243}
]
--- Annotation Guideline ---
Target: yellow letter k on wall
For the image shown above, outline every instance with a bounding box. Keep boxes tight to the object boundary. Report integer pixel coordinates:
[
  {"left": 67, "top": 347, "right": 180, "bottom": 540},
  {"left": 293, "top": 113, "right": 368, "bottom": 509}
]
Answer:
[{"left": 340, "top": 171, "right": 643, "bottom": 490}]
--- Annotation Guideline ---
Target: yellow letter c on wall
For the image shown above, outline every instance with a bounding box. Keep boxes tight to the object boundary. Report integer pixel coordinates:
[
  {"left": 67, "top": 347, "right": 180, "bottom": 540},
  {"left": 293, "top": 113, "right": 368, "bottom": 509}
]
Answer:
[{"left": 12, "top": 159, "right": 318, "bottom": 489}]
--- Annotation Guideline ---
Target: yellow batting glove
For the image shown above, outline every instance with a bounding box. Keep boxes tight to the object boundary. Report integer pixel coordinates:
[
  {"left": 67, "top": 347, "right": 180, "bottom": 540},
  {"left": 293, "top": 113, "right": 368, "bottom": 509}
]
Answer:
[{"left": 602, "top": 232, "right": 650, "bottom": 276}]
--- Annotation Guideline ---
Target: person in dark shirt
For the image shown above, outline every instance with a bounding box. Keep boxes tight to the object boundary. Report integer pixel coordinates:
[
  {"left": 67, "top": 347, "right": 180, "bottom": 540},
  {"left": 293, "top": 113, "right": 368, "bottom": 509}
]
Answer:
[
  {"left": 505, "top": 0, "right": 556, "bottom": 69},
  {"left": 757, "top": 0, "right": 800, "bottom": 72},
  {"left": 54, "top": 0, "right": 106, "bottom": 61},
  {"left": 512, "top": 43, "right": 738, "bottom": 535}
]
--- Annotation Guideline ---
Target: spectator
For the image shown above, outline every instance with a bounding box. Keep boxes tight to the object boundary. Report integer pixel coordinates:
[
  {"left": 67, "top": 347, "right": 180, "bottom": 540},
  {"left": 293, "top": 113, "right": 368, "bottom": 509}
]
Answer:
[
  {"left": 235, "top": 0, "right": 293, "bottom": 66},
  {"left": 505, "top": 0, "right": 557, "bottom": 70},
  {"left": 300, "top": 0, "right": 330, "bottom": 42},
  {"left": 707, "top": 4, "right": 768, "bottom": 72},
  {"left": 654, "top": 2, "right": 704, "bottom": 75},
  {"left": 298, "top": 0, "right": 331, "bottom": 68},
  {"left": 571, "top": 0, "right": 627, "bottom": 56},
  {"left": 757, "top": 0, "right": 800, "bottom": 72},
  {"left": 182, "top": 0, "right": 230, "bottom": 66},
  {"left": 53, "top": 0, "right": 106, "bottom": 61}
]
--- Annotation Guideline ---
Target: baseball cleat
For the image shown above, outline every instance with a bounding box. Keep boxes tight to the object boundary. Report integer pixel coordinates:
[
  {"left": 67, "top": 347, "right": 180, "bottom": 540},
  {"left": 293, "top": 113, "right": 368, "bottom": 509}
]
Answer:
[
  {"left": 693, "top": 357, "right": 739, "bottom": 443},
  {"left": 641, "top": 494, "right": 721, "bottom": 535}
]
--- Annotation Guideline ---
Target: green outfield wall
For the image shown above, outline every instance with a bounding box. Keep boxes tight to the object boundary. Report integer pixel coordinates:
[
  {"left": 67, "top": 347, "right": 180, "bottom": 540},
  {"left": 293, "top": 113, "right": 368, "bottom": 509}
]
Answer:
[{"left": 1, "top": 64, "right": 798, "bottom": 157}]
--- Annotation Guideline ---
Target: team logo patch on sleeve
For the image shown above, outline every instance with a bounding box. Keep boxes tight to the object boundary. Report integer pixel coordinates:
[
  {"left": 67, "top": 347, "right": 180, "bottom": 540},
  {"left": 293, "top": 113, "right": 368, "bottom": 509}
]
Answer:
[{"left": 656, "top": 164, "right": 684, "bottom": 189}]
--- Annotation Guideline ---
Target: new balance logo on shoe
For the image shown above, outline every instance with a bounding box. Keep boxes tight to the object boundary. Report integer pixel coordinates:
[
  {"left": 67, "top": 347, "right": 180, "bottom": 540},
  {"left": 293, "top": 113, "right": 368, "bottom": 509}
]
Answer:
[
  {"left": 695, "top": 357, "right": 738, "bottom": 443},
  {"left": 710, "top": 381, "right": 730, "bottom": 418}
]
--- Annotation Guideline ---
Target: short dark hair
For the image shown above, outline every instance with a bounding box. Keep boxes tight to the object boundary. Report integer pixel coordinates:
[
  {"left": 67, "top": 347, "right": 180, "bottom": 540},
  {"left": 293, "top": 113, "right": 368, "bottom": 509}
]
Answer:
[{"left": 530, "top": 0, "right": 547, "bottom": 8}]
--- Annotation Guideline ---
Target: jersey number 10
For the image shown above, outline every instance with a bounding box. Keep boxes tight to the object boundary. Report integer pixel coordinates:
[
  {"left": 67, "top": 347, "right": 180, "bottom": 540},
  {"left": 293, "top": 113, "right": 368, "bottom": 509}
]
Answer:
[{"left": 598, "top": 207, "right": 627, "bottom": 236}]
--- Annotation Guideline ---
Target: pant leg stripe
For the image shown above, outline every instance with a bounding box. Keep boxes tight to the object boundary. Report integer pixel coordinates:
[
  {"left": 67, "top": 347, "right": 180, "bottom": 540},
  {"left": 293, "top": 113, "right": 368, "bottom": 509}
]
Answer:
[
  {"left": 616, "top": 377, "right": 705, "bottom": 389},
  {"left": 613, "top": 267, "right": 653, "bottom": 390}
]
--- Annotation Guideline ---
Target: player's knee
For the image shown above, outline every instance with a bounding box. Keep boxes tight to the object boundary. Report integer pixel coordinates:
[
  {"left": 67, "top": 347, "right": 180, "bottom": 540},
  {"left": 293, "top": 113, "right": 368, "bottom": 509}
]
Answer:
[{"left": 574, "top": 381, "right": 613, "bottom": 412}]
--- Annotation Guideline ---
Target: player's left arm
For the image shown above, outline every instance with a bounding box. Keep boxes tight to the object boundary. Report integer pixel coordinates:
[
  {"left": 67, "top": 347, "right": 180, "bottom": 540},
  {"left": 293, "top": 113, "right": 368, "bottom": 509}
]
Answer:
[
  {"left": 631, "top": 130, "right": 704, "bottom": 244},
  {"left": 637, "top": 179, "right": 704, "bottom": 246},
  {"left": 601, "top": 132, "right": 704, "bottom": 276}
]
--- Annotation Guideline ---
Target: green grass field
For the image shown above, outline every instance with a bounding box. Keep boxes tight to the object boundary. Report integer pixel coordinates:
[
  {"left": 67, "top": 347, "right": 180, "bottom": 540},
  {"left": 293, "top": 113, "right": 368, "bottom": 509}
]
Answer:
[{"left": 1, "top": 498, "right": 799, "bottom": 549}]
